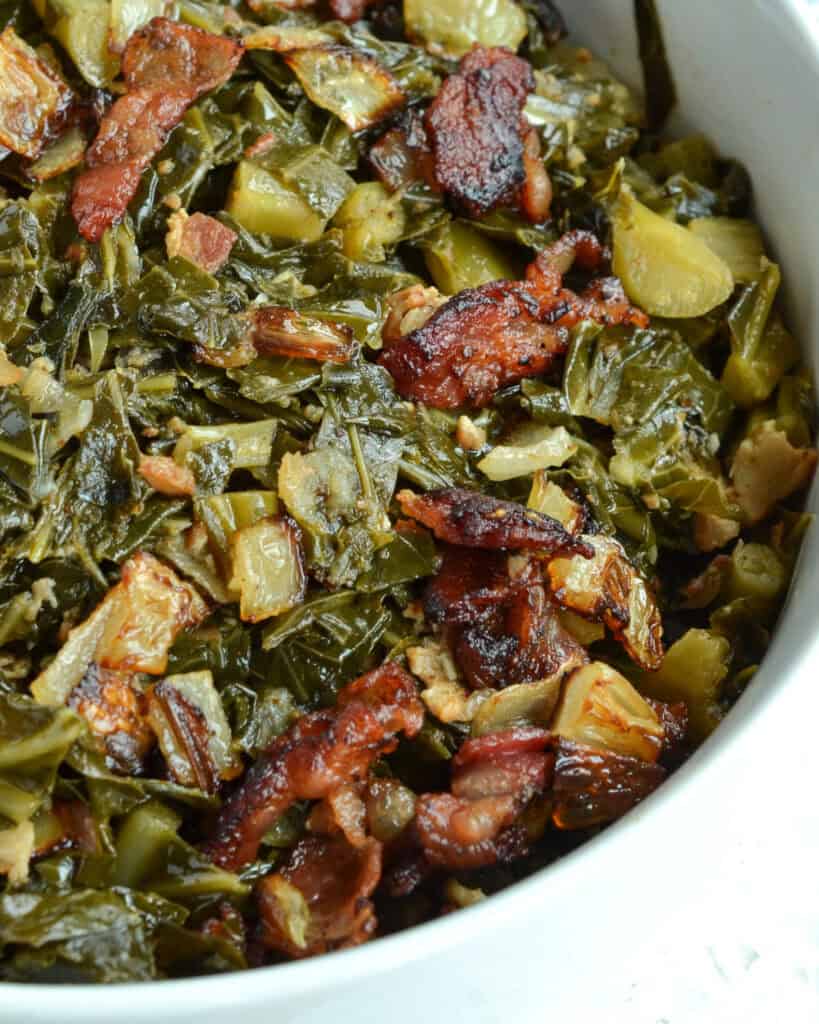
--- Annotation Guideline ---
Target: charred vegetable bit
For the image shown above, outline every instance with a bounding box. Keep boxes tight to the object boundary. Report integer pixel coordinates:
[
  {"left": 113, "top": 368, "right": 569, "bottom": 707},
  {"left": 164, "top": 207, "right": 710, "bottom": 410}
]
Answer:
[{"left": 0, "top": 0, "right": 814, "bottom": 983}]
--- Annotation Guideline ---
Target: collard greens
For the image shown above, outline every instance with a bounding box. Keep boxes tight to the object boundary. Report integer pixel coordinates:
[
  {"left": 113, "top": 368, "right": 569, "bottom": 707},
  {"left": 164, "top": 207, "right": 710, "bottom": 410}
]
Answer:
[{"left": 0, "top": 0, "right": 814, "bottom": 983}]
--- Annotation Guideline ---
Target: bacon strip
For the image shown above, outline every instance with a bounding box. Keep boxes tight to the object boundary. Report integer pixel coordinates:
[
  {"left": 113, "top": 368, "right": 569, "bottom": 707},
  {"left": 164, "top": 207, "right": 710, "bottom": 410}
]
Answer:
[
  {"left": 397, "top": 488, "right": 593, "bottom": 557},
  {"left": 72, "top": 18, "right": 243, "bottom": 242},
  {"left": 378, "top": 231, "right": 647, "bottom": 409},
  {"left": 259, "top": 834, "right": 382, "bottom": 958},
  {"left": 425, "top": 47, "right": 536, "bottom": 219},
  {"left": 379, "top": 280, "right": 566, "bottom": 409},
  {"left": 416, "top": 727, "right": 553, "bottom": 869},
  {"left": 203, "top": 664, "right": 423, "bottom": 870}
]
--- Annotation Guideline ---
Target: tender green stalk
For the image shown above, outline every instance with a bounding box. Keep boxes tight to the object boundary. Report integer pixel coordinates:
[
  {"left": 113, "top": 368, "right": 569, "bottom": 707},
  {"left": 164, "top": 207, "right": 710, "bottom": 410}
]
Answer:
[{"left": 111, "top": 801, "right": 182, "bottom": 889}]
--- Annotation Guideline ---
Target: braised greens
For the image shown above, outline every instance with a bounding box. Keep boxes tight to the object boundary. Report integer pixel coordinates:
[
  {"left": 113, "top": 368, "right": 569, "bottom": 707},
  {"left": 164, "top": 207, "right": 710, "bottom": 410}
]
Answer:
[{"left": 0, "top": 0, "right": 814, "bottom": 983}]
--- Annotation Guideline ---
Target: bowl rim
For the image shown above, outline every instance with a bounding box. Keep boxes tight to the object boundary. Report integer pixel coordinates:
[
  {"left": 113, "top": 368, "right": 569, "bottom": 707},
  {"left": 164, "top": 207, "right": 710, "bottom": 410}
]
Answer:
[{"left": 4, "top": 0, "right": 819, "bottom": 1011}]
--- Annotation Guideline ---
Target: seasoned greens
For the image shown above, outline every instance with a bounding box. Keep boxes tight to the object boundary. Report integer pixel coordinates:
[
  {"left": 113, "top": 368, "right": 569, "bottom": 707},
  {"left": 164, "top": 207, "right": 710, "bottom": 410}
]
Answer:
[{"left": 0, "top": 0, "right": 814, "bottom": 983}]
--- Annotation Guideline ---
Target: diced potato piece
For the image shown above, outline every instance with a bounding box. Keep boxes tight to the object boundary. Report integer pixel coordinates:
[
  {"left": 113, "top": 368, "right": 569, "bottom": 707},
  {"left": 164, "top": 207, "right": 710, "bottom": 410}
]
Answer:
[
  {"left": 424, "top": 221, "right": 518, "bottom": 295},
  {"left": 334, "top": 182, "right": 406, "bottom": 262},
  {"left": 278, "top": 449, "right": 360, "bottom": 536},
  {"left": 109, "top": 0, "right": 166, "bottom": 52},
  {"left": 0, "top": 26, "right": 72, "bottom": 159},
  {"left": 68, "top": 665, "right": 154, "bottom": 775},
  {"left": 229, "top": 516, "right": 306, "bottom": 623},
  {"left": 478, "top": 425, "right": 577, "bottom": 482},
  {"left": 30, "top": 599, "right": 119, "bottom": 705},
  {"left": 731, "top": 420, "right": 817, "bottom": 524},
  {"left": 147, "top": 670, "right": 240, "bottom": 791},
  {"left": 552, "top": 662, "right": 664, "bottom": 762},
  {"left": 226, "top": 161, "right": 326, "bottom": 241},
  {"left": 96, "top": 552, "right": 208, "bottom": 675},
  {"left": 284, "top": 46, "right": 404, "bottom": 132},
  {"left": 634, "top": 628, "right": 730, "bottom": 742},
  {"left": 29, "top": 551, "right": 210, "bottom": 705},
  {"left": 612, "top": 188, "right": 734, "bottom": 318},
  {"left": 404, "top": 0, "right": 528, "bottom": 58},
  {"left": 259, "top": 875, "right": 310, "bottom": 952},
  {"left": 688, "top": 217, "right": 766, "bottom": 283}
]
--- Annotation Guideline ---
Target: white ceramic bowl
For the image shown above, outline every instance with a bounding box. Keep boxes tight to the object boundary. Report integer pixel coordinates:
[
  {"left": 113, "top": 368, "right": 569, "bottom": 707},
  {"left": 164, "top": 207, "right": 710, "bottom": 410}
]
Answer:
[{"left": 5, "top": 2, "right": 819, "bottom": 1020}]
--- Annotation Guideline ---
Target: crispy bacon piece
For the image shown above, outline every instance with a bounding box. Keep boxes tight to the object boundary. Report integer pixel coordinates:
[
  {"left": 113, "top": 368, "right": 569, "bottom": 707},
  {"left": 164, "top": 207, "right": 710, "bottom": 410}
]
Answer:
[
  {"left": 72, "top": 19, "right": 243, "bottom": 242},
  {"left": 139, "top": 454, "right": 196, "bottom": 497},
  {"left": 397, "top": 488, "right": 593, "bottom": 557},
  {"left": 369, "top": 108, "right": 437, "bottom": 193},
  {"left": 68, "top": 664, "right": 153, "bottom": 775},
  {"left": 378, "top": 230, "right": 646, "bottom": 409},
  {"left": 423, "top": 547, "right": 513, "bottom": 626},
  {"left": 259, "top": 835, "right": 382, "bottom": 958},
  {"left": 455, "top": 583, "right": 588, "bottom": 690},
  {"left": 525, "top": 229, "right": 649, "bottom": 329},
  {"left": 426, "top": 47, "right": 535, "bottom": 219},
  {"left": 165, "top": 210, "right": 237, "bottom": 274},
  {"left": 248, "top": 307, "right": 355, "bottom": 364},
  {"left": 424, "top": 548, "right": 586, "bottom": 688},
  {"left": 120, "top": 18, "right": 242, "bottom": 90},
  {"left": 204, "top": 664, "right": 423, "bottom": 870},
  {"left": 379, "top": 280, "right": 567, "bottom": 408},
  {"left": 551, "top": 737, "right": 665, "bottom": 830},
  {"left": 416, "top": 726, "right": 553, "bottom": 869}
]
